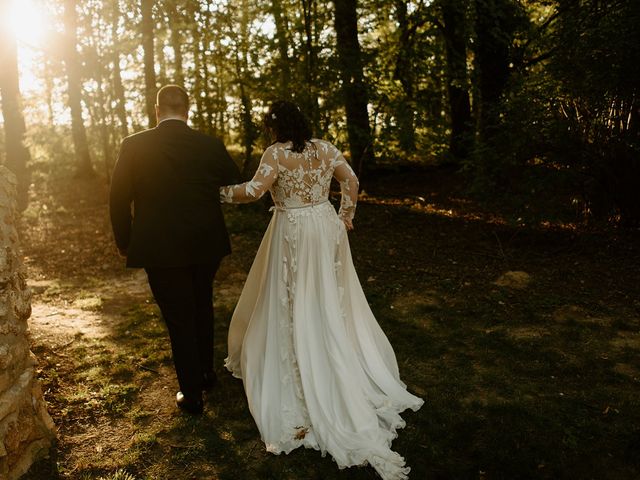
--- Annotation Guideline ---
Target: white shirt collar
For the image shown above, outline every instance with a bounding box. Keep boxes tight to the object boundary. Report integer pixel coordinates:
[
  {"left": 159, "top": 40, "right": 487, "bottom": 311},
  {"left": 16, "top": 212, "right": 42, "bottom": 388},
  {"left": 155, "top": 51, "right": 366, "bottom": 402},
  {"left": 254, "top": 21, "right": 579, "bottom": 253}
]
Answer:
[{"left": 157, "top": 116, "right": 187, "bottom": 125}]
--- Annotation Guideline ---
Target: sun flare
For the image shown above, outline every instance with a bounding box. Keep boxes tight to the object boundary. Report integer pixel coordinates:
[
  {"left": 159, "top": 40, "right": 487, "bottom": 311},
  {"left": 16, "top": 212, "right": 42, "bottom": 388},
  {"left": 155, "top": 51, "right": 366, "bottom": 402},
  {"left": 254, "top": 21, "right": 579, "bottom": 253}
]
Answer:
[{"left": 6, "top": 0, "right": 47, "bottom": 48}]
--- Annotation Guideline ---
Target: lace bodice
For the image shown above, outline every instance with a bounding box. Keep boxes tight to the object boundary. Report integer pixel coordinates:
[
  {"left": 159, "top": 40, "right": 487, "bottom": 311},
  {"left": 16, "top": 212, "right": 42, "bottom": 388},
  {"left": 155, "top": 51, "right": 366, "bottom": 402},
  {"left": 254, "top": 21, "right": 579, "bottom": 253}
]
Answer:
[{"left": 220, "top": 139, "right": 359, "bottom": 221}]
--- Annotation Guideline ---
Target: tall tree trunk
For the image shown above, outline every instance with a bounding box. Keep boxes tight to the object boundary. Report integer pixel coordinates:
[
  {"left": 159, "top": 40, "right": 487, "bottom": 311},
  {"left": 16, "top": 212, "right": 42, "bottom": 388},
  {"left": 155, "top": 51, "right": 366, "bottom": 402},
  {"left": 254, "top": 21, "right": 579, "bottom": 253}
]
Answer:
[
  {"left": 111, "top": 5, "right": 129, "bottom": 138},
  {"left": 167, "top": 0, "right": 185, "bottom": 85},
  {"left": 141, "top": 0, "right": 157, "bottom": 128},
  {"left": 393, "top": 0, "right": 416, "bottom": 152},
  {"left": 157, "top": 37, "right": 168, "bottom": 86},
  {"left": 473, "top": 0, "right": 516, "bottom": 143},
  {"left": 441, "top": 0, "right": 473, "bottom": 160},
  {"left": 96, "top": 80, "right": 113, "bottom": 180},
  {"left": 301, "top": 0, "right": 320, "bottom": 132},
  {"left": 63, "top": 0, "right": 94, "bottom": 178},
  {"left": 214, "top": 56, "right": 227, "bottom": 138},
  {"left": 201, "top": 10, "right": 215, "bottom": 134},
  {"left": 43, "top": 59, "right": 56, "bottom": 126},
  {"left": 271, "top": 0, "right": 291, "bottom": 97},
  {"left": 238, "top": 79, "right": 255, "bottom": 177},
  {"left": 237, "top": 0, "right": 257, "bottom": 175},
  {"left": 85, "top": 78, "right": 112, "bottom": 181},
  {"left": 187, "top": 1, "right": 205, "bottom": 131},
  {"left": 0, "top": 14, "right": 31, "bottom": 210},
  {"left": 333, "top": 0, "right": 373, "bottom": 176}
]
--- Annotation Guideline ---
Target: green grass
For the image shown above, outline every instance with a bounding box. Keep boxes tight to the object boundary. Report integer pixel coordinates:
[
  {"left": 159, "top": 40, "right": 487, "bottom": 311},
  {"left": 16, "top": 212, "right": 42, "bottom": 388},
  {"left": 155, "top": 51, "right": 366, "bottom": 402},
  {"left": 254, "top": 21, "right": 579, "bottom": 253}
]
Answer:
[{"left": 22, "top": 176, "right": 640, "bottom": 480}]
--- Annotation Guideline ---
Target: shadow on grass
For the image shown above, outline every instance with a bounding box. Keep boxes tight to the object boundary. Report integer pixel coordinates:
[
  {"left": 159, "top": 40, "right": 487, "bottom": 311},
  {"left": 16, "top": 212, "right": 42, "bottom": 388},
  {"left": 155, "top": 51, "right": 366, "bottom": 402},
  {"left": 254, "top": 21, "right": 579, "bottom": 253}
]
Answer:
[{"left": 22, "top": 172, "right": 640, "bottom": 479}]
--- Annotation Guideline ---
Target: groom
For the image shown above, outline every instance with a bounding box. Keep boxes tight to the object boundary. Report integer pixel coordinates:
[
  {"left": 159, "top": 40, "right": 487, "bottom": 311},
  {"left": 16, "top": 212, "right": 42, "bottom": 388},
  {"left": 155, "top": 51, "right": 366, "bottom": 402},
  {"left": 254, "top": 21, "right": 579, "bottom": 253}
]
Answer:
[{"left": 109, "top": 85, "right": 241, "bottom": 414}]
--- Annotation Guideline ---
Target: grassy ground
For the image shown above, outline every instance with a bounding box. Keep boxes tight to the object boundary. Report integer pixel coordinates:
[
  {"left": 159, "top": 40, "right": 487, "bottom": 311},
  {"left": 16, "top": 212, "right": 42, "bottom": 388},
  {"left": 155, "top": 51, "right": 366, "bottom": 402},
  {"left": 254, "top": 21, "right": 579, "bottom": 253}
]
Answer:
[{"left": 20, "top": 166, "right": 640, "bottom": 480}]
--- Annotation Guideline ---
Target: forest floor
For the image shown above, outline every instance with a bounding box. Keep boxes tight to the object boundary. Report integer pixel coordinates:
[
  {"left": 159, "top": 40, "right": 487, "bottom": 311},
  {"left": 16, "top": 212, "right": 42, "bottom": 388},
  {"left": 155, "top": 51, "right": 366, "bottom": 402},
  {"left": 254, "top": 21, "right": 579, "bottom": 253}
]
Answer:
[{"left": 20, "top": 165, "right": 640, "bottom": 480}]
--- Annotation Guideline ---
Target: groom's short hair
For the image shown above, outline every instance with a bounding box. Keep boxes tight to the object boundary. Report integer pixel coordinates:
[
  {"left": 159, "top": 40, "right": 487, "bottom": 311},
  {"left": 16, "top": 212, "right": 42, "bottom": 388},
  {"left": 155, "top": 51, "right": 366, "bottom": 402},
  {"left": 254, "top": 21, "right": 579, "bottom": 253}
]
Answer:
[{"left": 157, "top": 85, "right": 189, "bottom": 115}]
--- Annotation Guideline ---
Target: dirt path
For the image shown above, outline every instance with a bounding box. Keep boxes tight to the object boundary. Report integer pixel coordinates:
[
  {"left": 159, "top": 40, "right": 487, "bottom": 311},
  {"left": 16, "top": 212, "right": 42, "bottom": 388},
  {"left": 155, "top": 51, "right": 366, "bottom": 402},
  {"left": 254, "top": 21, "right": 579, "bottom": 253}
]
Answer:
[
  {"left": 28, "top": 270, "right": 149, "bottom": 345},
  {"left": 24, "top": 260, "right": 256, "bottom": 480}
]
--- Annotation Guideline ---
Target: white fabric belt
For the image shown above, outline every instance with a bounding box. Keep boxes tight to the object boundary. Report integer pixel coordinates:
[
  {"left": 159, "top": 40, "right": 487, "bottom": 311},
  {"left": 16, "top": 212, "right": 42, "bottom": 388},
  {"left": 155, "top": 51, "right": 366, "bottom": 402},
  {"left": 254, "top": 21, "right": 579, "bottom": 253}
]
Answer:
[{"left": 269, "top": 200, "right": 331, "bottom": 212}]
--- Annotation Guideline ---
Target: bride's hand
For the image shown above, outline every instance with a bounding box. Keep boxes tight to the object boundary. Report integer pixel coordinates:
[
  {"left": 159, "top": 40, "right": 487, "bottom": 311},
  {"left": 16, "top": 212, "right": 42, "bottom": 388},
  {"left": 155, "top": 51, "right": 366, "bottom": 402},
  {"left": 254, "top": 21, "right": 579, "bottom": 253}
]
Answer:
[{"left": 342, "top": 217, "right": 354, "bottom": 231}]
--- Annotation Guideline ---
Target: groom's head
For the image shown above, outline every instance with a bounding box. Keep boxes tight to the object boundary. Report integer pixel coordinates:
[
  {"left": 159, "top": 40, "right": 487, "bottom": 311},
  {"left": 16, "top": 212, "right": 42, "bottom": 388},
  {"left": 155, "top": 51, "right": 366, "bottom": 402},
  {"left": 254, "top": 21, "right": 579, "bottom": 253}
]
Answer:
[{"left": 156, "top": 85, "right": 189, "bottom": 122}]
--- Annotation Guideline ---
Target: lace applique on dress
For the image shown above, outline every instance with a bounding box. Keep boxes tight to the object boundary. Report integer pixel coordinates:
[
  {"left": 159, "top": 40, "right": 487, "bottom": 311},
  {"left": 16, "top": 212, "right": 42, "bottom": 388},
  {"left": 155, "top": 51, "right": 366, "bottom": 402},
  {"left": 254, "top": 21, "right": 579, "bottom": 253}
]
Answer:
[{"left": 219, "top": 139, "right": 359, "bottom": 221}]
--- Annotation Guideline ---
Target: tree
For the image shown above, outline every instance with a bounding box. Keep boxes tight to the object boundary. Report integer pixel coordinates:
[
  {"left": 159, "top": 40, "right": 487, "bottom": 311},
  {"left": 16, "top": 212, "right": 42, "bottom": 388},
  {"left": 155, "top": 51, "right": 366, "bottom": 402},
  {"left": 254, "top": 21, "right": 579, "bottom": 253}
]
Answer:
[
  {"left": 0, "top": 5, "right": 31, "bottom": 210},
  {"left": 301, "top": 0, "right": 320, "bottom": 131},
  {"left": 186, "top": 0, "right": 206, "bottom": 131},
  {"left": 271, "top": 0, "right": 292, "bottom": 98},
  {"left": 111, "top": 1, "right": 129, "bottom": 139},
  {"left": 62, "top": 0, "right": 95, "bottom": 178},
  {"left": 231, "top": 0, "right": 259, "bottom": 175},
  {"left": 85, "top": 1, "right": 115, "bottom": 180},
  {"left": 550, "top": 0, "right": 640, "bottom": 225},
  {"left": 141, "top": 0, "right": 157, "bottom": 128},
  {"left": 392, "top": 0, "right": 418, "bottom": 152},
  {"left": 440, "top": 0, "right": 472, "bottom": 160},
  {"left": 333, "top": 0, "right": 374, "bottom": 175},
  {"left": 165, "top": 0, "right": 185, "bottom": 85},
  {"left": 473, "top": 0, "right": 523, "bottom": 143}
]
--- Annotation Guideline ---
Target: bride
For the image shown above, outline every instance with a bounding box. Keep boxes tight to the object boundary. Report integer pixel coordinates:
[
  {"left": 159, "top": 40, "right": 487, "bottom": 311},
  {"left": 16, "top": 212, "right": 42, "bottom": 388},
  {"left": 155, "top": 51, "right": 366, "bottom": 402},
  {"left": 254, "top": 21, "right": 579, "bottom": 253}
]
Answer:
[{"left": 220, "top": 100, "right": 423, "bottom": 480}]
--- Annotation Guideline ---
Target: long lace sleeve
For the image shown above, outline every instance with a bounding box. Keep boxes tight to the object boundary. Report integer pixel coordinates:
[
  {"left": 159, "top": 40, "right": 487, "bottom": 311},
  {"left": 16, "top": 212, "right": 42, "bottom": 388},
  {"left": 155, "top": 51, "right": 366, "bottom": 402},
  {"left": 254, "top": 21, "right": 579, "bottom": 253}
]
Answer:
[
  {"left": 220, "top": 147, "right": 279, "bottom": 203},
  {"left": 331, "top": 146, "right": 359, "bottom": 223}
]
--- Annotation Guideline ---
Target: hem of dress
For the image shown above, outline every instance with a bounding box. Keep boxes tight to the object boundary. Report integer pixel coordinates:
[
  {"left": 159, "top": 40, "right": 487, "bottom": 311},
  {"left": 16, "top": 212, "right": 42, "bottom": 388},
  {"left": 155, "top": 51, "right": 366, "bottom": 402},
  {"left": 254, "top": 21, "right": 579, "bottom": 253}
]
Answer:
[
  {"left": 261, "top": 397, "right": 423, "bottom": 480},
  {"left": 223, "top": 361, "right": 425, "bottom": 480}
]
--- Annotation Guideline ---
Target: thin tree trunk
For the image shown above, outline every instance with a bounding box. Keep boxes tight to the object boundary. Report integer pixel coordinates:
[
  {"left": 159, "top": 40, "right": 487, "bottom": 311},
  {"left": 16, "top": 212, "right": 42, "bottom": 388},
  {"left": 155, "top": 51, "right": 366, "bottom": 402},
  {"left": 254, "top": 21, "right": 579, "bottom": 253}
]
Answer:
[
  {"left": 333, "top": 0, "right": 373, "bottom": 176},
  {"left": 167, "top": 0, "right": 185, "bottom": 85},
  {"left": 44, "top": 59, "right": 56, "bottom": 126},
  {"left": 96, "top": 80, "right": 113, "bottom": 180},
  {"left": 237, "top": 0, "right": 257, "bottom": 175},
  {"left": 85, "top": 79, "right": 112, "bottom": 181},
  {"left": 86, "top": 18, "right": 114, "bottom": 180},
  {"left": 63, "top": 0, "right": 94, "bottom": 178},
  {"left": 201, "top": 10, "right": 215, "bottom": 134},
  {"left": 441, "top": 0, "right": 473, "bottom": 160},
  {"left": 0, "top": 14, "right": 31, "bottom": 210},
  {"left": 187, "top": 1, "right": 205, "bottom": 131},
  {"left": 215, "top": 57, "right": 226, "bottom": 138},
  {"left": 238, "top": 79, "right": 255, "bottom": 176},
  {"left": 473, "top": 0, "right": 515, "bottom": 143},
  {"left": 393, "top": 0, "right": 416, "bottom": 152},
  {"left": 301, "top": 0, "right": 319, "bottom": 130},
  {"left": 111, "top": 5, "right": 129, "bottom": 138},
  {"left": 157, "top": 36, "right": 168, "bottom": 86},
  {"left": 272, "top": 0, "right": 290, "bottom": 97},
  {"left": 141, "top": 0, "right": 157, "bottom": 128}
]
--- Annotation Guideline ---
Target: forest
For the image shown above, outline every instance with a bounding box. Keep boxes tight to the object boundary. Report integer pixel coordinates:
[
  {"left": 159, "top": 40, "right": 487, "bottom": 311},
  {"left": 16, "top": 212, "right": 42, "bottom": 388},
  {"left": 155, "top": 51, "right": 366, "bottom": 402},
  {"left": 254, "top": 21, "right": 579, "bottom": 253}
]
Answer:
[
  {"left": 1, "top": 0, "right": 640, "bottom": 479},
  {"left": 0, "top": 0, "right": 638, "bottom": 224}
]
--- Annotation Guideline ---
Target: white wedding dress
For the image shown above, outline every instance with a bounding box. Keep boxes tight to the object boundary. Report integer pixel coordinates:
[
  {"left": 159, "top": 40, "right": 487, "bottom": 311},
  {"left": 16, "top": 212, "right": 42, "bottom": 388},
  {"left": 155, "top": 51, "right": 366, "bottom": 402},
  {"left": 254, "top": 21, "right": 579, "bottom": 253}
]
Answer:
[{"left": 220, "top": 139, "right": 424, "bottom": 480}]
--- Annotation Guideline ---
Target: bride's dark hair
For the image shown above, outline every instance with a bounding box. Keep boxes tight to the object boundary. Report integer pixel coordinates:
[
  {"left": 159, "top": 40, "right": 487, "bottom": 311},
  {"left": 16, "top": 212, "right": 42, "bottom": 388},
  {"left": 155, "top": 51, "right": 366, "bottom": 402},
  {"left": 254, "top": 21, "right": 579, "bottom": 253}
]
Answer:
[{"left": 264, "top": 100, "right": 312, "bottom": 153}]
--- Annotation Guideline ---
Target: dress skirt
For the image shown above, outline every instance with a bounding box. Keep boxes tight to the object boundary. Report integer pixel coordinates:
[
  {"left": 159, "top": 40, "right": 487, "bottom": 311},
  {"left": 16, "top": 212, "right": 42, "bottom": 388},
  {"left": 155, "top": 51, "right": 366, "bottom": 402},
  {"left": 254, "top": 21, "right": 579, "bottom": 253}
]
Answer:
[{"left": 225, "top": 201, "right": 424, "bottom": 480}]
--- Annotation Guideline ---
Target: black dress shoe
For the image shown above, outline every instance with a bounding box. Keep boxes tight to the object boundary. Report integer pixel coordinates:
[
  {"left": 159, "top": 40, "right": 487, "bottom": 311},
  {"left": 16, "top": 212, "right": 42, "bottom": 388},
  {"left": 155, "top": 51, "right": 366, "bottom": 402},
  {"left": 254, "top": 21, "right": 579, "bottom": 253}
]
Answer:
[
  {"left": 203, "top": 371, "right": 218, "bottom": 391},
  {"left": 176, "top": 391, "right": 203, "bottom": 415}
]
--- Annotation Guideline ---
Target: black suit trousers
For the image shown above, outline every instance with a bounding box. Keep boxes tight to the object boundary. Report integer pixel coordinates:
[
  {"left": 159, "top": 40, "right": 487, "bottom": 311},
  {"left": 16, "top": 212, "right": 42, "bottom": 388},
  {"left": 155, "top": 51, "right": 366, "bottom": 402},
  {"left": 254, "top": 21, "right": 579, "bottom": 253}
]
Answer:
[{"left": 145, "top": 261, "right": 220, "bottom": 398}]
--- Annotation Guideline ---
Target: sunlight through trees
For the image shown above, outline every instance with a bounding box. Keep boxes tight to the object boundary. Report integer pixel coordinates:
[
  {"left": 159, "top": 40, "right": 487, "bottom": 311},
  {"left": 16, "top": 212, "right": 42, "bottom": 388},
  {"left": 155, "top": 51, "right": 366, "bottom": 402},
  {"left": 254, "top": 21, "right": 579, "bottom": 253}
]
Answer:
[{"left": 0, "top": 0, "right": 637, "bottom": 223}]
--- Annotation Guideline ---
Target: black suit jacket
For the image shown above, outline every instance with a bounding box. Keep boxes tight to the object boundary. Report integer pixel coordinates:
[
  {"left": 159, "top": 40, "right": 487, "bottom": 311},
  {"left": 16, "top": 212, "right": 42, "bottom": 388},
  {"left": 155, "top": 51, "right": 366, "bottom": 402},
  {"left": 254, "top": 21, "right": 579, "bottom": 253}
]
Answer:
[{"left": 109, "top": 120, "right": 241, "bottom": 268}]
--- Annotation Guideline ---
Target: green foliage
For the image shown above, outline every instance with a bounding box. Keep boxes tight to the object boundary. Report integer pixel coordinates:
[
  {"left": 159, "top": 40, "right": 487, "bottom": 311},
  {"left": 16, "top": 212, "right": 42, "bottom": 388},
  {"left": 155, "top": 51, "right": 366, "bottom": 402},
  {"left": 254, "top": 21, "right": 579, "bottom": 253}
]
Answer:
[
  {"left": 2, "top": 0, "right": 638, "bottom": 224},
  {"left": 461, "top": 0, "right": 640, "bottom": 225},
  {"left": 549, "top": 0, "right": 640, "bottom": 225}
]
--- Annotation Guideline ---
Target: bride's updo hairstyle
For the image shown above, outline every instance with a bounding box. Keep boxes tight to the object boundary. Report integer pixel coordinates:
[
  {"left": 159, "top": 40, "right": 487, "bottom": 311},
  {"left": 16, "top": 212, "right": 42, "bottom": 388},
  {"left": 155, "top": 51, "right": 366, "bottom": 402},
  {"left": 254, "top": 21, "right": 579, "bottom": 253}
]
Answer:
[{"left": 264, "top": 100, "right": 312, "bottom": 153}]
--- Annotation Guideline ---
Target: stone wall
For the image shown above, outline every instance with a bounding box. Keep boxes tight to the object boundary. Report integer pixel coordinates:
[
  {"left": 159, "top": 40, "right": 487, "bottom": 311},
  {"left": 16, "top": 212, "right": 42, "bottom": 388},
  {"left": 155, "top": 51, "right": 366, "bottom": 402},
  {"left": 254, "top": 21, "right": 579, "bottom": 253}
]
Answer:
[{"left": 0, "top": 167, "right": 55, "bottom": 479}]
